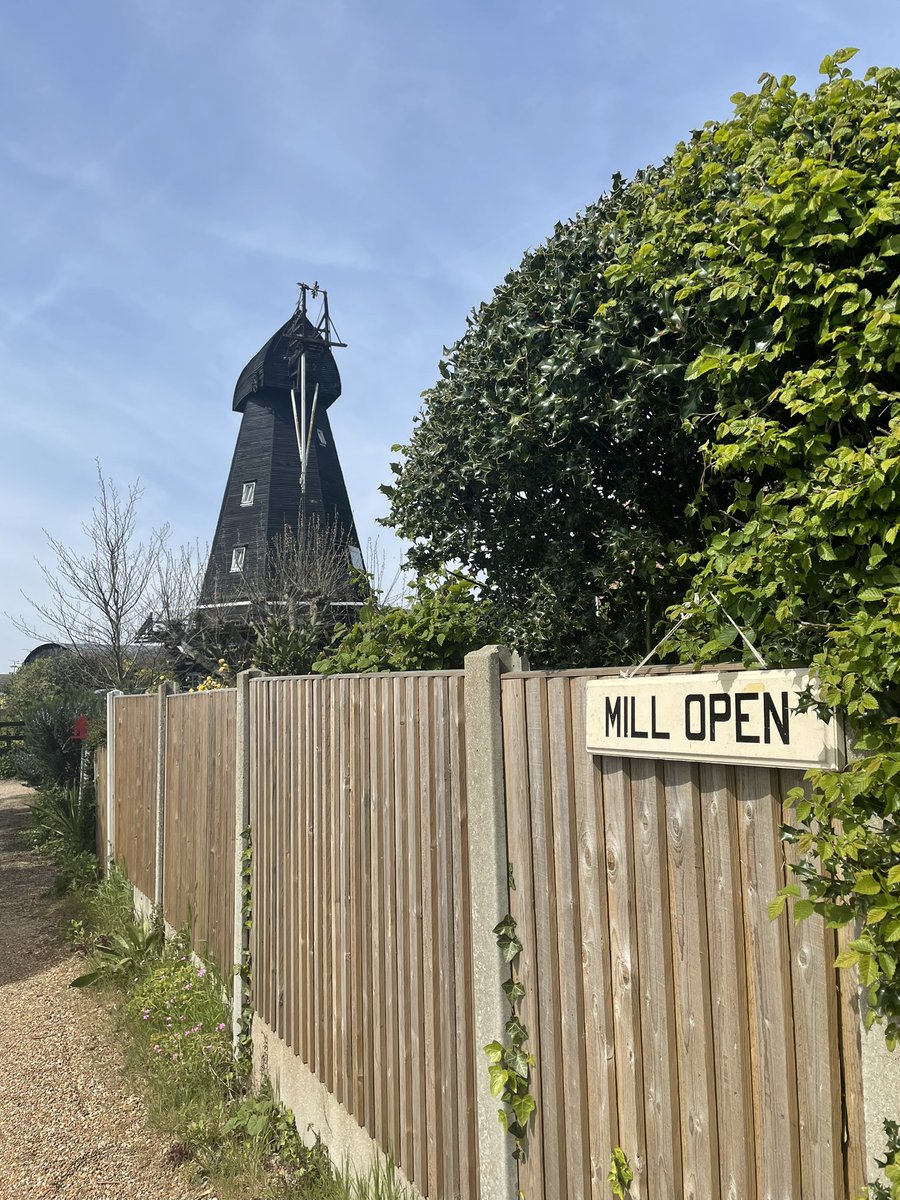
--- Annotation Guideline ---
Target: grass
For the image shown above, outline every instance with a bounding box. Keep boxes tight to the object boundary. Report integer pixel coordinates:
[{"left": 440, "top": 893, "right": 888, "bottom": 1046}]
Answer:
[{"left": 28, "top": 793, "right": 414, "bottom": 1200}]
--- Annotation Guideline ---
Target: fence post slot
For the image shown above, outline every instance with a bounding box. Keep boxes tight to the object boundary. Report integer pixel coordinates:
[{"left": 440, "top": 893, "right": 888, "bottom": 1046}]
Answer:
[
  {"left": 105, "top": 689, "right": 122, "bottom": 875},
  {"left": 233, "top": 669, "right": 260, "bottom": 1051},
  {"left": 464, "top": 644, "right": 523, "bottom": 1200},
  {"left": 154, "top": 681, "right": 174, "bottom": 910}
]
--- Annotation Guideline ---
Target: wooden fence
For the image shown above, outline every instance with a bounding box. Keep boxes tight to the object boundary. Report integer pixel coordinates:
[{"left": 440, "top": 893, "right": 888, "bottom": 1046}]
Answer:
[
  {"left": 112, "top": 694, "right": 158, "bottom": 899},
  {"left": 501, "top": 670, "right": 865, "bottom": 1200},
  {"left": 251, "top": 673, "right": 477, "bottom": 1200},
  {"left": 102, "top": 662, "right": 868, "bottom": 1200},
  {"left": 163, "top": 690, "right": 237, "bottom": 973}
]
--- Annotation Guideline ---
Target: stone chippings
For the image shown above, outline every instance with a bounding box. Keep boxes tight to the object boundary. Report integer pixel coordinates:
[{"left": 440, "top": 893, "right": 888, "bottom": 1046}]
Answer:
[{"left": 0, "top": 780, "right": 198, "bottom": 1200}]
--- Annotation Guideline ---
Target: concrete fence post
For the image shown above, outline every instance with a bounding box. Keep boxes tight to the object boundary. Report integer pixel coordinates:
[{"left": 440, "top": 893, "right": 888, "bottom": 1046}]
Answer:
[
  {"left": 233, "top": 669, "right": 260, "bottom": 1050},
  {"left": 105, "top": 689, "right": 122, "bottom": 874},
  {"left": 464, "top": 644, "right": 525, "bottom": 1200},
  {"left": 154, "top": 681, "right": 174, "bottom": 909}
]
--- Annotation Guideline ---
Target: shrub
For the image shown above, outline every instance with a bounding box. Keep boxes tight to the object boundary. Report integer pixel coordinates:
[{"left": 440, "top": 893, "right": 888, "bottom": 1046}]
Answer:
[
  {"left": 14, "top": 690, "right": 103, "bottom": 789},
  {"left": 314, "top": 575, "right": 498, "bottom": 675}
]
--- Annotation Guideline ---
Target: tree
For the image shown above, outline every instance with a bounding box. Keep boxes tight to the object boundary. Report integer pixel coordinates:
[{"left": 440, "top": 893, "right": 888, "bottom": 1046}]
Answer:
[
  {"left": 383, "top": 170, "right": 707, "bottom": 667},
  {"left": 16, "top": 464, "right": 195, "bottom": 690},
  {"left": 594, "top": 51, "right": 900, "bottom": 1040}
]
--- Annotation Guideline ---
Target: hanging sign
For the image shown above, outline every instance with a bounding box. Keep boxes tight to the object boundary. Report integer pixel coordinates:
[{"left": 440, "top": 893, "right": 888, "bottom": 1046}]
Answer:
[{"left": 584, "top": 669, "right": 844, "bottom": 771}]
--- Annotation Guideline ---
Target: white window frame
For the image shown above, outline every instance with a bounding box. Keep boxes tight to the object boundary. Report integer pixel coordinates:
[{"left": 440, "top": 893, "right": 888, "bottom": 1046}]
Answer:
[
  {"left": 240, "top": 481, "right": 256, "bottom": 507},
  {"left": 317, "top": 428, "right": 327, "bottom": 447},
  {"left": 230, "top": 546, "right": 247, "bottom": 573}
]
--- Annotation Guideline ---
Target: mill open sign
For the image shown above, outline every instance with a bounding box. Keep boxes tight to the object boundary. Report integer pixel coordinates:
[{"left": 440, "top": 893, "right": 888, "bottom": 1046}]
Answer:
[{"left": 584, "top": 669, "right": 845, "bottom": 771}]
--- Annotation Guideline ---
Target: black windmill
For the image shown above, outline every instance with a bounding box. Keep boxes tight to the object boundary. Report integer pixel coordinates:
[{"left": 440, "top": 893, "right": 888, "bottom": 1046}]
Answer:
[{"left": 200, "top": 284, "right": 363, "bottom": 612}]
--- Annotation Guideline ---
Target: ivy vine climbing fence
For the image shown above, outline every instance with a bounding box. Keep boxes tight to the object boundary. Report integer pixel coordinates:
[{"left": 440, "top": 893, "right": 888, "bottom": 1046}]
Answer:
[{"left": 100, "top": 652, "right": 868, "bottom": 1200}]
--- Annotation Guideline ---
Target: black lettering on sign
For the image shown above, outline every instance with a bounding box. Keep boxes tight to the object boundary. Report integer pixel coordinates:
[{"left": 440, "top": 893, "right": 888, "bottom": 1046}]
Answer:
[
  {"left": 709, "top": 693, "right": 731, "bottom": 742},
  {"left": 605, "top": 697, "right": 622, "bottom": 737},
  {"left": 735, "top": 693, "right": 760, "bottom": 743},
  {"left": 630, "top": 695, "right": 648, "bottom": 738},
  {"left": 764, "top": 691, "right": 790, "bottom": 745},
  {"left": 651, "top": 696, "right": 671, "bottom": 740},
  {"left": 685, "top": 695, "right": 705, "bottom": 741}
]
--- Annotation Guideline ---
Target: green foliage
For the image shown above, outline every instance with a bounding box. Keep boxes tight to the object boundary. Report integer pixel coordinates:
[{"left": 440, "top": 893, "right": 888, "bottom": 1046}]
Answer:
[
  {"left": 608, "top": 1147, "right": 634, "bottom": 1198},
  {"left": 0, "top": 751, "right": 19, "bottom": 779},
  {"left": 28, "top": 785, "right": 96, "bottom": 857},
  {"left": 0, "top": 653, "right": 97, "bottom": 719},
  {"left": 870, "top": 1118, "right": 900, "bottom": 1199},
  {"left": 26, "top": 785, "right": 99, "bottom": 894},
  {"left": 484, "top": 896, "right": 535, "bottom": 1163},
  {"left": 14, "top": 689, "right": 104, "bottom": 788},
  {"left": 123, "top": 933, "right": 236, "bottom": 1100},
  {"left": 589, "top": 51, "right": 900, "bottom": 1036},
  {"left": 71, "top": 916, "right": 165, "bottom": 989},
  {"left": 252, "top": 616, "right": 331, "bottom": 677},
  {"left": 314, "top": 575, "right": 498, "bottom": 674}
]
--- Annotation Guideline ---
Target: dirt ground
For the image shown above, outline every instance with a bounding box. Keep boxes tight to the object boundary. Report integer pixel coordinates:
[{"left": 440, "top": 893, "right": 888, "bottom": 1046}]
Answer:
[{"left": 0, "top": 778, "right": 198, "bottom": 1200}]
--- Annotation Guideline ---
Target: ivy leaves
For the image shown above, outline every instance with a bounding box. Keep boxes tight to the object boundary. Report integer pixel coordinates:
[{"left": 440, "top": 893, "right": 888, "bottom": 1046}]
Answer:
[{"left": 485, "top": 907, "right": 535, "bottom": 1160}]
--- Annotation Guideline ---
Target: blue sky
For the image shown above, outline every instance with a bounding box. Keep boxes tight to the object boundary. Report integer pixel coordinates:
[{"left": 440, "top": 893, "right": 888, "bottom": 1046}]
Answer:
[{"left": 1, "top": 0, "right": 897, "bottom": 670}]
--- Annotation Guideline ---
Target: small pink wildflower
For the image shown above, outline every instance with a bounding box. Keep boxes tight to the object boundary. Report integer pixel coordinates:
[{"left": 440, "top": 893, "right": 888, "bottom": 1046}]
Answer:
[
  {"left": 196, "top": 965, "right": 206, "bottom": 979},
  {"left": 216, "top": 1022, "right": 226, "bottom": 1032}
]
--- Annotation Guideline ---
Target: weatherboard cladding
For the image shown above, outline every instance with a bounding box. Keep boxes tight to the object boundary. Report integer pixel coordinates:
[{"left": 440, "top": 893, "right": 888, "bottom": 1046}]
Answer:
[{"left": 201, "top": 319, "right": 360, "bottom": 607}]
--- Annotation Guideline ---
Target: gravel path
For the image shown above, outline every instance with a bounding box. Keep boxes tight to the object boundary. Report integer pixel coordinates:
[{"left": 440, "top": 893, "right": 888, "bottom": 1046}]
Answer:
[{"left": 0, "top": 779, "right": 196, "bottom": 1200}]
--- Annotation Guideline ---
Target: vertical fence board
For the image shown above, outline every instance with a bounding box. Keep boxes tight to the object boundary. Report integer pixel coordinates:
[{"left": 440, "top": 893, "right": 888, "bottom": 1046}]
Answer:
[
  {"left": 780, "top": 771, "right": 843, "bottom": 1200},
  {"left": 631, "top": 758, "right": 682, "bottom": 1200},
  {"left": 419, "top": 676, "right": 440, "bottom": 1200},
  {"left": 502, "top": 677, "right": 544, "bottom": 1200},
  {"left": 664, "top": 760, "right": 719, "bottom": 1200},
  {"left": 699, "top": 764, "right": 755, "bottom": 1200},
  {"left": 568, "top": 680, "right": 618, "bottom": 1199},
  {"left": 547, "top": 677, "right": 591, "bottom": 1200},
  {"left": 525, "top": 677, "right": 568, "bottom": 1197},
  {"left": 736, "top": 767, "right": 801, "bottom": 1200},
  {"left": 836, "top": 919, "right": 866, "bottom": 1200},
  {"left": 603, "top": 755, "right": 647, "bottom": 1198},
  {"left": 450, "top": 674, "right": 478, "bottom": 1200}
]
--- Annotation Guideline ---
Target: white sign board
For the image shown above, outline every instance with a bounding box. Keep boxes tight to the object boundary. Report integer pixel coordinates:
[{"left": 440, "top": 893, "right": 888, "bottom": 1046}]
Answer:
[{"left": 585, "top": 669, "right": 844, "bottom": 771}]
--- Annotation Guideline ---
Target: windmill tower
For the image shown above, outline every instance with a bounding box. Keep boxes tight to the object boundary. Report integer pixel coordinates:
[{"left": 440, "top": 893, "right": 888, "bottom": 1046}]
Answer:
[{"left": 199, "top": 285, "right": 363, "bottom": 611}]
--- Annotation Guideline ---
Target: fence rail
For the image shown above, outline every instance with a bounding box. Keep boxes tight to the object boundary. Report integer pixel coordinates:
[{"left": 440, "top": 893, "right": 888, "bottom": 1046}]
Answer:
[{"left": 102, "top": 658, "right": 869, "bottom": 1200}]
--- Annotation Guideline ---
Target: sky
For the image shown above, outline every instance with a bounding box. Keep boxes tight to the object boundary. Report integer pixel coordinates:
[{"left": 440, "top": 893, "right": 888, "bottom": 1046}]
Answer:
[{"left": 1, "top": 0, "right": 898, "bottom": 670}]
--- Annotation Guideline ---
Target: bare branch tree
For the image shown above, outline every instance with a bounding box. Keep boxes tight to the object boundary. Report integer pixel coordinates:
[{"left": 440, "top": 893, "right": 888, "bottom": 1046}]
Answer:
[
  {"left": 14, "top": 463, "right": 195, "bottom": 690},
  {"left": 245, "top": 518, "right": 362, "bottom": 626}
]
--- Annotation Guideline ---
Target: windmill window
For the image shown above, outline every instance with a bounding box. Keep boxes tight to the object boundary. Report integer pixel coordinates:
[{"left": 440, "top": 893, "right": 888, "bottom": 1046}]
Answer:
[
  {"left": 317, "top": 429, "right": 327, "bottom": 447},
  {"left": 240, "top": 481, "right": 256, "bottom": 506},
  {"left": 230, "top": 546, "right": 247, "bottom": 573},
  {"left": 349, "top": 545, "right": 365, "bottom": 571}
]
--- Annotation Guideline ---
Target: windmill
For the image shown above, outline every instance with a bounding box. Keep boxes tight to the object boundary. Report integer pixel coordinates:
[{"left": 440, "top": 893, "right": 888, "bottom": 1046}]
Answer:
[{"left": 198, "top": 284, "right": 364, "bottom": 614}]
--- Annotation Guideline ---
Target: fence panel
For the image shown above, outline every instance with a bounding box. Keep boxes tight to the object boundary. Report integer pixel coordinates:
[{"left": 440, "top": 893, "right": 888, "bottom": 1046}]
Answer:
[
  {"left": 501, "top": 671, "right": 865, "bottom": 1200},
  {"left": 250, "top": 672, "right": 477, "bottom": 1200},
  {"left": 112, "top": 694, "right": 158, "bottom": 898},
  {"left": 163, "top": 689, "right": 236, "bottom": 974}
]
